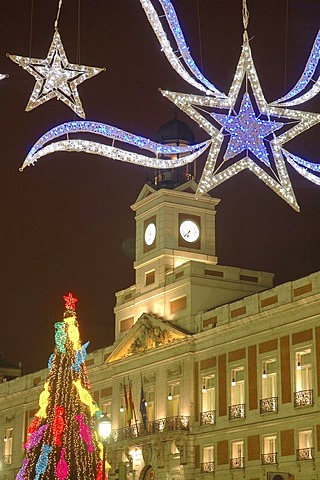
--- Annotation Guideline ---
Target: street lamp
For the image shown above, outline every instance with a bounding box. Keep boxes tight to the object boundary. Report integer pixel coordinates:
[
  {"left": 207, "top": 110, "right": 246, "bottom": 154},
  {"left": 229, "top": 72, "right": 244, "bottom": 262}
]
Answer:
[{"left": 98, "top": 416, "right": 112, "bottom": 480}]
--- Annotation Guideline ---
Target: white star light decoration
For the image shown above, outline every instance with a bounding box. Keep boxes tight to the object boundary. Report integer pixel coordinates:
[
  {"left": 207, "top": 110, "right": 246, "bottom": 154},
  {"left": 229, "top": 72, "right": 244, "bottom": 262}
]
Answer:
[
  {"left": 9, "top": 30, "right": 104, "bottom": 118},
  {"left": 20, "top": 0, "right": 320, "bottom": 212},
  {"left": 161, "top": 35, "right": 320, "bottom": 211}
]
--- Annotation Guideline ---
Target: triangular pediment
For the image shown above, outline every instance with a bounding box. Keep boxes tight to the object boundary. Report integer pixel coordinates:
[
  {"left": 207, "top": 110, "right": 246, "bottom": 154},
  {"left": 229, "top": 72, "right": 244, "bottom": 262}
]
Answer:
[
  {"left": 134, "top": 184, "right": 157, "bottom": 203},
  {"left": 107, "top": 313, "right": 187, "bottom": 363}
]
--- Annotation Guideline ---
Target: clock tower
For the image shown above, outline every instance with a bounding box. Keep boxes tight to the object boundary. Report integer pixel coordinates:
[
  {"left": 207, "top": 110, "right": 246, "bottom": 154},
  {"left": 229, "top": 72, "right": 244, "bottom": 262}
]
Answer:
[{"left": 114, "top": 119, "right": 273, "bottom": 338}]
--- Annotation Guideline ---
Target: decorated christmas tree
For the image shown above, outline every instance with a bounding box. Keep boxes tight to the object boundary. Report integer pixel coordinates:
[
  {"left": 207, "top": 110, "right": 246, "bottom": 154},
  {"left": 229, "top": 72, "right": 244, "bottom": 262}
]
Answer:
[{"left": 16, "top": 293, "right": 105, "bottom": 480}]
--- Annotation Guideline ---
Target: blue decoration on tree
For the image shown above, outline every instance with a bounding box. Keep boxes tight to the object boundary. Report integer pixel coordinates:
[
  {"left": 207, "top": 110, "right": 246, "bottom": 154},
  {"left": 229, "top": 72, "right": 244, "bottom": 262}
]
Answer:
[
  {"left": 34, "top": 444, "right": 52, "bottom": 480},
  {"left": 71, "top": 341, "right": 90, "bottom": 373}
]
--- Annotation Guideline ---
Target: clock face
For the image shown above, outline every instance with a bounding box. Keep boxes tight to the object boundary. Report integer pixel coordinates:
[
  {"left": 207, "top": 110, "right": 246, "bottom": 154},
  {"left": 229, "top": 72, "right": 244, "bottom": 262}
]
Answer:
[
  {"left": 144, "top": 222, "right": 156, "bottom": 245},
  {"left": 179, "top": 219, "right": 200, "bottom": 243}
]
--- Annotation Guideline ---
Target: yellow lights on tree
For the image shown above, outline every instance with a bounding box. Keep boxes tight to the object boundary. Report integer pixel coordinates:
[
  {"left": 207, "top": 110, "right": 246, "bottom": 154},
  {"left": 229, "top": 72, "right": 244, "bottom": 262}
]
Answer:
[
  {"left": 35, "top": 381, "right": 50, "bottom": 418},
  {"left": 73, "top": 379, "right": 100, "bottom": 416}
]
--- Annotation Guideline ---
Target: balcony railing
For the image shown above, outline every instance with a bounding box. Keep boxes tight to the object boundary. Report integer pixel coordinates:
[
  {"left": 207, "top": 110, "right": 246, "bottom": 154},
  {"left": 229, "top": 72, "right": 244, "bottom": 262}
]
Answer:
[
  {"left": 201, "top": 462, "right": 215, "bottom": 473},
  {"left": 229, "top": 404, "right": 245, "bottom": 420},
  {"left": 3, "top": 454, "right": 12, "bottom": 465},
  {"left": 200, "top": 410, "right": 216, "bottom": 426},
  {"left": 111, "top": 416, "right": 190, "bottom": 442},
  {"left": 296, "top": 447, "right": 314, "bottom": 461},
  {"left": 230, "top": 457, "right": 244, "bottom": 469},
  {"left": 260, "top": 397, "right": 278, "bottom": 414},
  {"left": 294, "top": 390, "right": 314, "bottom": 407},
  {"left": 261, "top": 452, "right": 278, "bottom": 465}
]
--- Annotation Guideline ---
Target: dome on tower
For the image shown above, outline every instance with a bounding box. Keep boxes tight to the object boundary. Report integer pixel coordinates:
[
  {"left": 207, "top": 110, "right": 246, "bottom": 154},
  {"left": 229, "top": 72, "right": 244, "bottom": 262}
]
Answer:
[
  {"left": 146, "top": 117, "right": 196, "bottom": 189},
  {"left": 155, "top": 118, "right": 195, "bottom": 145}
]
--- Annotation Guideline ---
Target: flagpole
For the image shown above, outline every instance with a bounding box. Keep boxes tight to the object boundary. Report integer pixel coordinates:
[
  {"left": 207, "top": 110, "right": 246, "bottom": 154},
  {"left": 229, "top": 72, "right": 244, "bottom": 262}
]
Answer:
[{"left": 128, "top": 377, "right": 139, "bottom": 435}]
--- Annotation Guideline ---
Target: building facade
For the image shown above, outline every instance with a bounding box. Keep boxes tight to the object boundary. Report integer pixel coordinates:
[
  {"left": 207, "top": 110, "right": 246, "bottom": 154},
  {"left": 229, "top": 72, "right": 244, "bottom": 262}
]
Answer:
[{"left": 0, "top": 181, "right": 319, "bottom": 480}]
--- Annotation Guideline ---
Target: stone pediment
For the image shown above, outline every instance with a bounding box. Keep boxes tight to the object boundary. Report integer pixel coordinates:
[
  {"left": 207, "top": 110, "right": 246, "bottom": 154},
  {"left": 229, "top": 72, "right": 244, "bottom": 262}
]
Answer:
[
  {"left": 107, "top": 313, "right": 187, "bottom": 363},
  {"left": 134, "top": 184, "right": 157, "bottom": 203}
]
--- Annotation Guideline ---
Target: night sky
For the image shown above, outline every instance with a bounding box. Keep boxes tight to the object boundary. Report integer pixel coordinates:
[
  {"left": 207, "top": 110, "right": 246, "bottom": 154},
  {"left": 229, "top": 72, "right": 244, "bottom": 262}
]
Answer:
[{"left": 0, "top": 0, "right": 319, "bottom": 374}]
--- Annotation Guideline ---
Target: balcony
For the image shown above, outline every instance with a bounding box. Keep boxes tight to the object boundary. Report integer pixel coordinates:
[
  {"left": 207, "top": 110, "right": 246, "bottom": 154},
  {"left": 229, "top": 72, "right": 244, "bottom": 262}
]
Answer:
[
  {"left": 230, "top": 457, "right": 244, "bottom": 469},
  {"left": 296, "top": 447, "right": 314, "bottom": 461},
  {"left": 229, "top": 404, "right": 245, "bottom": 420},
  {"left": 294, "top": 389, "right": 314, "bottom": 407},
  {"left": 260, "top": 397, "right": 278, "bottom": 414},
  {"left": 111, "top": 416, "right": 190, "bottom": 442},
  {"left": 200, "top": 410, "right": 216, "bottom": 426},
  {"left": 261, "top": 452, "right": 278, "bottom": 465},
  {"left": 201, "top": 462, "right": 215, "bottom": 473}
]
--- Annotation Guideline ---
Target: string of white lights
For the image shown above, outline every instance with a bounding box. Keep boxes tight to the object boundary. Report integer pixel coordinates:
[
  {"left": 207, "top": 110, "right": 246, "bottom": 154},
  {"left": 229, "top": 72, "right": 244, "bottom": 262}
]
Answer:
[
  {"left": 272, "top": 30, "right": 320, "bottom": 106},
  {"left": 20, "top": 121, "right": 210, "bottom": 171},
  {"left": 22, "top": 140, "right": 209, "bottom": 171},
  {"left": 156, "top": 0, "right": 226, "bottom": 98},
  {"left": 282, "top": 149, "right": 320, "bottom": 173},
  {"left": 285, "top": 154, "right": 320, "bottom": 186},
  {"left": 139, "top": 0, "right": 224, "bottom": 97}
]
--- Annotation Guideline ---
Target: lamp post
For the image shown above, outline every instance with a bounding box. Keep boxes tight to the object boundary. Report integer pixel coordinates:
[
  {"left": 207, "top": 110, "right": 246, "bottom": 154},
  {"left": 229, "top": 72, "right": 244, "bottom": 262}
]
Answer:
[{"left": 98, "top": 416, "right": 112, "bottom": 480}]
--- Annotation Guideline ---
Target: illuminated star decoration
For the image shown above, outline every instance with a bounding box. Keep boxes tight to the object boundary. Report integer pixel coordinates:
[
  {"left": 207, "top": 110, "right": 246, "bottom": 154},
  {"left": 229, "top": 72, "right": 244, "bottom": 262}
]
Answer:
[
  {"left": 140, "top": 0, "right": 320, "bottom": 211},
  {"left": 20, "top": 0, "right": 320, "bottom": 212},
  {"left": 63, "top": 292, "right": 78, "bottom": 310},
  {"left": 211, "top": 93, "right": 283, "bottom": 166},
  {"left": 8, "top": 30, "right": 104, "bottom": 118}
]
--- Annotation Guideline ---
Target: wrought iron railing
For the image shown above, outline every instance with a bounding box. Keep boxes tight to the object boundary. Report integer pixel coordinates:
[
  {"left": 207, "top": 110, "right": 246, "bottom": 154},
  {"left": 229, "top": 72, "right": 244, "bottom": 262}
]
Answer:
[
  {"left": 260, "top": 397, "right": 278, "bottom": 414},
  {"left": 3, "top": 454, "right": 12, "bottom": 465},
  {"left": 296, "top": 447, "right": 314, "bottom": 461},
  {"left": 294, "top": 389, "right": 314, "bottom": 407},
  {"left": 229, "top": 404, "right": 245, "bottom": 420},
  {"left": 261, "top": 452, "right": 278, "bottom": 465},
  {"left": 201, "top": 462, "right": 215, "bottom": 473},
  {"left": 111, "top": 416, "right": 190, "bottom": 442},
  {"left": 230, "top": 457, "right": 244, "bottom": 469},
  {"left": 200, "top": 410, "right": 216, "bottom": 426}
]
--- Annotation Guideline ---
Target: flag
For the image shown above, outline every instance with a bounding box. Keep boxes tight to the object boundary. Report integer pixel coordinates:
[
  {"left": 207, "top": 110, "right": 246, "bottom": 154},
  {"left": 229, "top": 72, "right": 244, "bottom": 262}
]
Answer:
[
  {"left": 128, "top": 380, "right": 135, "bottom": 426},
  {"left": 123, "top": 379, "right": 132, "bottom": 425},
  {"left": 140, "top": 379, "right": 147, "bottom": 427}
]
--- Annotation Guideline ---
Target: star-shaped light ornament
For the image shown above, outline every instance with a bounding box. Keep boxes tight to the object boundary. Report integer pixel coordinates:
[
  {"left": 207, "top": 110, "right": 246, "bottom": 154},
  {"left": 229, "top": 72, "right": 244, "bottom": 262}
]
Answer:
[
  {"left": 63, "top": 292, "right": 78, "bottom": 311},
  {"left": 161, "top": 34, "right": 320, "bottom": 212},
  {"left": 8, "top": 30, "right": 104, "bottom": 118},
  {"left": 211, "top": 93, "right": 283, "bottom": 166}
]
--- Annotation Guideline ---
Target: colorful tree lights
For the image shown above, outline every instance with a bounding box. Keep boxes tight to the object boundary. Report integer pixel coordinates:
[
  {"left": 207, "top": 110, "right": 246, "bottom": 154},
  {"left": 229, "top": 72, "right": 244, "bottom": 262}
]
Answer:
[{"left": 15, "top": 293, "right": 104, "bottom": 480}]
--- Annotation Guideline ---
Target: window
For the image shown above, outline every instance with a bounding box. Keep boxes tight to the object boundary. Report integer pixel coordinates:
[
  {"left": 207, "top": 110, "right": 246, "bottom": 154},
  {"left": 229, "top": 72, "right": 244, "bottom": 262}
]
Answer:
[
  {"left": 294, "top": 350, "right": 313, "bottom": 406},
  {"left": 262, "top": 435, "right": 277, "bottom": 464},
  {"left": 201, "top": 446, "right": 214, "bottom": 473},
  {"left": 296, "top": 350, "right": 312, "bottom": 391},
  {"left": 229, "top": 368, "right": 245, "bottom": 419},
  {"left": 167, "top": 384, "right": 180, "bottom": 417},
  {"left": 262, "top": 360, "right": 277, "bottom": 398},
  {"left": 260, "top": 359, "right": 278, "bottom": 413},
  {"left": 3, "top": 427, "right": 13, "bottom": 465},
  {"left": 145, "top": 389, "right": 155, "bottom": 422},
  {"left": 297, "top": 429, "right": 313, "bottom": 460},
  {"left": 230, "top": 440, "right": 244, "bottom": 469},
  {"left": 231, "top": 368, "right": 245, "bottom": 405},
  {"left": 202, "top": 375, "right": 215, "bottom": 411},
  {"left": 201, "top": 375, "right": 215, "bottom": 425},
  {"left": 145, "top": 270, "right": 155, "bottom": 286}
]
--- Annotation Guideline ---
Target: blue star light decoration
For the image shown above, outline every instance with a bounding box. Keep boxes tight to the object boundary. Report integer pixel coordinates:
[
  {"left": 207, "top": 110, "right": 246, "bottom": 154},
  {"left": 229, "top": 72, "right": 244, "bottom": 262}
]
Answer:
[
  {"left": 211, "top": 93, "right": 283, "bottom": 166},
  {"left": 20, "top": 0, "right": 320, "bottom": 212},
  {"left": 160, "top": 33, "right": 320, "bottom": 212}
]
